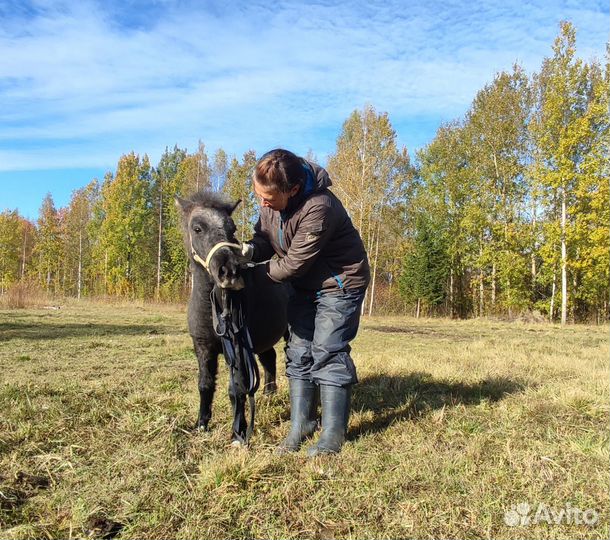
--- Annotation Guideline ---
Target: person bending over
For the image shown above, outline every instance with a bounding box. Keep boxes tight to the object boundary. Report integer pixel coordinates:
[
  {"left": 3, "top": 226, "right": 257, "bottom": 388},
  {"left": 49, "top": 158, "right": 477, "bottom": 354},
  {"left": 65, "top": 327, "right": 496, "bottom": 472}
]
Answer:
[{"left": 242, "top": 148, "right": 370, "bottom": 456}]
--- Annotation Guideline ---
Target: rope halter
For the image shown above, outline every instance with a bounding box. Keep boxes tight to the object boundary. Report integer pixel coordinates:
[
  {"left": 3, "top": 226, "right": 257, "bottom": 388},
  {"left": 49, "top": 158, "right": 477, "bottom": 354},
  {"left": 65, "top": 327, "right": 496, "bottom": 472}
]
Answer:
[{"left": 190, "top": 235, "right": 242, "bottom": 271}]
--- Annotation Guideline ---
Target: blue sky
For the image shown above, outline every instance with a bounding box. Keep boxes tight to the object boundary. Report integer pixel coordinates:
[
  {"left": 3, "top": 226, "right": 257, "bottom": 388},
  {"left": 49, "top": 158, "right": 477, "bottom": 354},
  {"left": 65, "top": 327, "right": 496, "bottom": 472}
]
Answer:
[{"left": 1, "top": 0, "right": 608, "bottom": 220}]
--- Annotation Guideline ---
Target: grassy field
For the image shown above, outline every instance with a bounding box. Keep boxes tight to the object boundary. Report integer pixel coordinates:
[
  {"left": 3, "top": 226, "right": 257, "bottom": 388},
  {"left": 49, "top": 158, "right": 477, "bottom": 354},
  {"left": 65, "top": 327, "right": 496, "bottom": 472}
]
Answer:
[{"left": 0, "top": 301, "right": 608, "bottom": 539}]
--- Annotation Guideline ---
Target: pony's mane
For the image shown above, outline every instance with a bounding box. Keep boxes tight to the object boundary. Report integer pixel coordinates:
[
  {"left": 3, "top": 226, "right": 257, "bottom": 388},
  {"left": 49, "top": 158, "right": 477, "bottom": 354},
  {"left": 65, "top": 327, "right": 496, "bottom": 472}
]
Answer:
[
  {"left": 178, "top": 190, "right": 238, "bottom": 254},
  {"left": 187, "top": 190, "right": 234, "bottom": 212}
]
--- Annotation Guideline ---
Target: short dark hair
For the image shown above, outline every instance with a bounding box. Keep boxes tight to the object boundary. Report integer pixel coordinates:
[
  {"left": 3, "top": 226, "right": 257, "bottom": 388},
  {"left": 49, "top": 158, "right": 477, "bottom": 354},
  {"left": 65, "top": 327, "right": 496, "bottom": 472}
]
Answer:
[{"left": 253, "top": 149, "right": 306, "bottom": 193}]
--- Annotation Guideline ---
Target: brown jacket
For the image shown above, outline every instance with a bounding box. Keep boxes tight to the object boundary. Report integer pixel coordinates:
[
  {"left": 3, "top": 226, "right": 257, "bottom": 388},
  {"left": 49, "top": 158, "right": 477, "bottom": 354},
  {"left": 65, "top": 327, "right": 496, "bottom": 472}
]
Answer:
[{"left": 250, "top": 160, "right": 370, "bottom": 292}]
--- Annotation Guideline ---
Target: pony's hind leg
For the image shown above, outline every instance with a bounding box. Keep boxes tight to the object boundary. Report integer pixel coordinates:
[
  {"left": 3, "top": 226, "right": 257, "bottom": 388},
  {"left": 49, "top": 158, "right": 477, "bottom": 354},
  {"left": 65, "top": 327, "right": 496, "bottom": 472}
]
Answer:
[
  {"left": 258, "top": 348, "right": 277, "bottom": 394},
  {"left": 193, "top": 338, "right": 219, "bottom": 430}
]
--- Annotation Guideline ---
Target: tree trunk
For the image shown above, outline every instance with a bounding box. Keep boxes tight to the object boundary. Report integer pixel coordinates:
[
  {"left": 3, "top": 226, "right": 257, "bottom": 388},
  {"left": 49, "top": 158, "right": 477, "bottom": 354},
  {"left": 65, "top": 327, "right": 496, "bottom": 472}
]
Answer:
[
  {"left": 61, "top": 255, "right": 65, "bottom": 294},
  {"left": 472, "top": 281, "right": 477, "bottom": 316},
  {"left": 241, "top": 199, "right": 246, "bottom": 243},
  {"left": 491, "top": 262, "right": 496, "bottom": 309},
  {"left": 57, "top": 256, "right": 61, "bottom": 295},
  {"left": 21, "top": 227, "right": 27, "bottom": 279},
  {"left": 361, "top": 288, "right": 368, "bottom": 317},
  {"left": 156, "top": 184, "right": 163, "bottom": 301},
  {"left": 561, "top": 185, "right": 568, "bottom": 325},
  {"left": 416, "top": 298, "right": 421, "bottom": 319},
  {"left": 368, "top": 219, "right": 381, "bottom": 316},
  {"left": 365, "top": 210, "right": 374, "bottom": 258},
  {"left": 572, "top": 272, "right": 578, "bottom": 324},
  {"left": 479, "top": 238, "right": 484, "bottom": 317},
  {"left": 550, "top": 267, "right": 557, "bottom": 323},
  {"left": 507, "top": 277, "right": 512, "bottom": 319},
  {"left": 77, "top": 229, "right": 82, "bottom": 300},
  {"left": 531, "top": 195, "right": 537, "bottom": 300},
  {"left": 449, "top": 266, "right": 454, "bottom": 318},
  {"left": 358, "top": 122, "right": 367, "bottom": 236}
]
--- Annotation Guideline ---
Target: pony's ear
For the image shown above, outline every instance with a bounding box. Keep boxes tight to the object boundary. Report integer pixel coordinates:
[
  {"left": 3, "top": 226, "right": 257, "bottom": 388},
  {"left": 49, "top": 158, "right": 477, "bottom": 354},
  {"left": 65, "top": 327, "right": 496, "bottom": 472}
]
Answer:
[
  {"left": 175, "top": 196, "right": 192, "bottom": 213},
  {"left": 228, "top": 199, "right": 241, "bottom": 215}
]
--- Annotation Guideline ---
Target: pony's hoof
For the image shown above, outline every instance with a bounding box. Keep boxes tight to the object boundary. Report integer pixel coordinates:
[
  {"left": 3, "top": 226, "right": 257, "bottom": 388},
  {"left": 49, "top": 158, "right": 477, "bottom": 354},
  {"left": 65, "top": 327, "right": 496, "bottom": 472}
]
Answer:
[
  {"left": 194, "top": 420, "right": 210, "bottom": 432},
  {"left": 263, "top": 382, "right": 277, "bottom": 395},
  {"left": 230, "top": 439, "right": 248, "bottom": 449}
]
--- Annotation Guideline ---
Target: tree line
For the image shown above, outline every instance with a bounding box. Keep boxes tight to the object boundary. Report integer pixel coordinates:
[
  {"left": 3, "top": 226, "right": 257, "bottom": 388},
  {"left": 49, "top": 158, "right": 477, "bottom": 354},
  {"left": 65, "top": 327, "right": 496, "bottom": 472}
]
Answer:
[{"left": 1, "top": 22, "right": 607, "bottom": 322}]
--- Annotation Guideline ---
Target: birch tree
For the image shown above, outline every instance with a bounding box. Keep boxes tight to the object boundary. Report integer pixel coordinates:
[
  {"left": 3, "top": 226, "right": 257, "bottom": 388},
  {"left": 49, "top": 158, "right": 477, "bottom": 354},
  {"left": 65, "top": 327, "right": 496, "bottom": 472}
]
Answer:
[
  {"left": 211, "top": 148, "right": 228, "bottom": 192},
  {"left": 530, "top": 21, "right": 602, "bottom": 324},
  {"left": 223, "top": 150, "right": 257, "bottom": 242},
  {"left": 94, "top": 153, "right": 155, "bottom": 297},
  {"left": 465, "top": 65, "right": 532, "bottom": 315},
  {"left": 0, "top": 210, "right": 28, "bottom": 293},
  {"left": 63, "top": 181, "right": 98, "bottom": 299},
  {"left": 34, "top": 194, "right": 62, "bottom": 293},
  {"left": 327, "top": 105, "right": 411, "bottom": 314},
  {"left": 416, "top": 122, "right": 476, "bottom": 318},
  {"left": 153, "top": 146, "right": 187, "bottom": 299}
]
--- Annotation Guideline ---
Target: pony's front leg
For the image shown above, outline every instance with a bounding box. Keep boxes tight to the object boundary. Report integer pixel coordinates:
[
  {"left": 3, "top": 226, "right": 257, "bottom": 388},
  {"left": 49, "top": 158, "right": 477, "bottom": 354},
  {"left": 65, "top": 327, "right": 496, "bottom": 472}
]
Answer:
[
  {"left": 228, "top": 383, "right": 248, "bottom": 444},
  {"left": 192, "top": 338, "right": 219, "bottom": 430}
]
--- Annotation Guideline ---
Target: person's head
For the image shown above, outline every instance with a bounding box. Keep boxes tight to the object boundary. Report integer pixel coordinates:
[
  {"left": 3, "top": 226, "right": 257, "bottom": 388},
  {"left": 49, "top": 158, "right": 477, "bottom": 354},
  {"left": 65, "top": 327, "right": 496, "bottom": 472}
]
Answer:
[{"left": 252, "top": 149, "right": 306, "bottom": 211}]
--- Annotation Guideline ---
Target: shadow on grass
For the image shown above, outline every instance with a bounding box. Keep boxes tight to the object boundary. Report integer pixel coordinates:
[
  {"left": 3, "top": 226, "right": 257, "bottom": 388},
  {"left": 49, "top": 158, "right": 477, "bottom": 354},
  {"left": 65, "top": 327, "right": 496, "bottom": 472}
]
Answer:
[
  {"left": 367, "top": 325, "right": 474, "bottom": 341},
  {"left": 350, "top": 371, "right": 527, "bottom": 439},
  {"left": 0, "top": 320, "right": 179, "bottom": 341}
]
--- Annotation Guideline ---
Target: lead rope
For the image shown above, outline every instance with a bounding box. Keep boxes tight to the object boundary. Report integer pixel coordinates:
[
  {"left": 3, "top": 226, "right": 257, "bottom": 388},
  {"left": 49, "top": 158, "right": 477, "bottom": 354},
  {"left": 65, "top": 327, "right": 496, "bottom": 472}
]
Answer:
[{"left": 210, "top": 286, "right": 259, "bottom": 444}]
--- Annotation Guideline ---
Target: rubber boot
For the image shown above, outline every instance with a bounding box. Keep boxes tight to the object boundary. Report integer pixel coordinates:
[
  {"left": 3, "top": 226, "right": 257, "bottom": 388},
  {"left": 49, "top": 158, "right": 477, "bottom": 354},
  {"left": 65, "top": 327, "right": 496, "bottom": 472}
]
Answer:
[
  {"left": 307, "top": 384, "right": 351, "bottom": 456},
  {"left": 276, "top": 379, "right": 318, "bottom": 454}
]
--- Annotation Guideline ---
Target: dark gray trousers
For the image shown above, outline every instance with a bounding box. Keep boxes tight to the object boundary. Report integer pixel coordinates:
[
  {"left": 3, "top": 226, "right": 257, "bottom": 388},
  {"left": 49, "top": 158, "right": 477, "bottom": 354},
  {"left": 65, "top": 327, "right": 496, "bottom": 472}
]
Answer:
[{"left": 285, "top": 287, "right": 366, "bottom": 386}]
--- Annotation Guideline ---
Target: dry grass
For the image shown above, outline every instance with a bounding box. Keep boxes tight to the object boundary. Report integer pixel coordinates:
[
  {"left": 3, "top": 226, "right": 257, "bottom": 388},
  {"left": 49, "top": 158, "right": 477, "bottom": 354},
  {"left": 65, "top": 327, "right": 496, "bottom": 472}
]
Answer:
[
  {"left": 0, "top": 301, "right": 608, "bottom": 539},
  {"left": 0, "top": 283, "right": 50, "bottom": 310}
]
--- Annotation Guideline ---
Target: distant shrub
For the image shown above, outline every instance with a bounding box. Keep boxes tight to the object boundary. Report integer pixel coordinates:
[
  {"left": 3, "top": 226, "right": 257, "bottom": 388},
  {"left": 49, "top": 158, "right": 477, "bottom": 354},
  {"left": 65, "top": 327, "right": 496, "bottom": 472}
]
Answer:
[{"left": 0, "top": 281, "right": 48, "bottom": 309}]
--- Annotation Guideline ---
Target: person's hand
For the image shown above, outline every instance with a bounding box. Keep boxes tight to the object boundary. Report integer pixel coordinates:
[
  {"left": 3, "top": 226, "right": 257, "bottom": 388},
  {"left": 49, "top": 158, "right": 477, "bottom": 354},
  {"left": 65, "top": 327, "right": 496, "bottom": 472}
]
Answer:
[
  {"left": 244, "top": 260, "right": 272, "bottom": 285},
  {"left": 240, "top": 242, "right": 254, "bottom": 261}
]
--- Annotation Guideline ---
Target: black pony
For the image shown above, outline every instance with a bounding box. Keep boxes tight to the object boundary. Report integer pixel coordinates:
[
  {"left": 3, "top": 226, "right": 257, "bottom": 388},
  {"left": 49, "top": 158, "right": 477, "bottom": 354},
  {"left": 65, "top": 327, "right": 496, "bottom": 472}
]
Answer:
[{"left": 176, "top": 191, "right": 288, "bottom": 444}]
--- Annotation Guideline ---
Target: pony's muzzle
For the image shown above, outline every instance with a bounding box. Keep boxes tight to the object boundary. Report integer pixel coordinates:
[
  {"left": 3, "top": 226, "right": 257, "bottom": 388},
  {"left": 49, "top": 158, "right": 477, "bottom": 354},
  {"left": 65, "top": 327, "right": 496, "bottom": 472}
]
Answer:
[
  {"left": 220, "top": 276, "right": 245, "bottom": 290},
  {"left": 217, "top": 262, "right": 245, "bottom": 290}
]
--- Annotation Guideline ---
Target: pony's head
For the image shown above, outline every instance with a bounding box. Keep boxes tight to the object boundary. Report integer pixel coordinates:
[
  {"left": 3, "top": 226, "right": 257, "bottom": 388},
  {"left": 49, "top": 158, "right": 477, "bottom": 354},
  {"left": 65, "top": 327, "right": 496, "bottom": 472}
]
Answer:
[{"left": 176, "top": 191, "right": 245, "bottom": 290}]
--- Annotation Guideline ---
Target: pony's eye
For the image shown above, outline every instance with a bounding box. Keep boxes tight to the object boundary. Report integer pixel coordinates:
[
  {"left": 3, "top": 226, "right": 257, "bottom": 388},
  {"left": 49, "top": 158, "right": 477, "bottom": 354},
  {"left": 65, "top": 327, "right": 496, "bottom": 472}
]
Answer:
[{"left": 193, "top": 226, "right": 202, "bottom": 234}]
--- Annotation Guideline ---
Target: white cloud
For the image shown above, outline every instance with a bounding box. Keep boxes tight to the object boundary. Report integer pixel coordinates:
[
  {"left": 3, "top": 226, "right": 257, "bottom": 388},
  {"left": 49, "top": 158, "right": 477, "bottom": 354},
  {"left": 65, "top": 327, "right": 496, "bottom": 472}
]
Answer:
[{"left": 0, "top": 0, "right": 607, "bottom": 171}]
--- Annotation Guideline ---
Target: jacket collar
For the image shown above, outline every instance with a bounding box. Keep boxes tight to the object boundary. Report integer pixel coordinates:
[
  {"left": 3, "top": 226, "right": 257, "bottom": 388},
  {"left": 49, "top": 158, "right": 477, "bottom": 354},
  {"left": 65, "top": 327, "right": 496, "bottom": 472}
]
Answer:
[{"left": 281, "top": 160, "right": 324, "bottom": 219}]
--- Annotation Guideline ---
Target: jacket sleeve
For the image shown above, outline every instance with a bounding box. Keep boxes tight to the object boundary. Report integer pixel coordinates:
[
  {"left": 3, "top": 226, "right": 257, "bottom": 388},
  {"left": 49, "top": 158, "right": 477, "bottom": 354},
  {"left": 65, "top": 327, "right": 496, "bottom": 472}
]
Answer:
[
  {"left": 250, "top": 216, "right": 276, "bottom": 263},
  {"left": 267, "top": 203, "right": 335, "bottom": 282}
]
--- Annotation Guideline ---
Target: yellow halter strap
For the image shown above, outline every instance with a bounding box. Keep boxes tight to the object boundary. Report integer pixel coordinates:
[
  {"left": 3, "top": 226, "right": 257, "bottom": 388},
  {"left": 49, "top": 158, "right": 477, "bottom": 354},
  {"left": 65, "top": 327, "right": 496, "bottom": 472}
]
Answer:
[{"left": 190, "top": 236, "right": 242, "bottom": 271}]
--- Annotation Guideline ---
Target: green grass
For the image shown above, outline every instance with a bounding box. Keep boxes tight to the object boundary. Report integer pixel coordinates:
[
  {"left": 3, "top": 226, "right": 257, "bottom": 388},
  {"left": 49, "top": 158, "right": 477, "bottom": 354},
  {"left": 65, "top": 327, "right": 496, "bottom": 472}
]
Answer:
[{"left": 1, "top": 301, "right": 608, "bottom": 539}]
